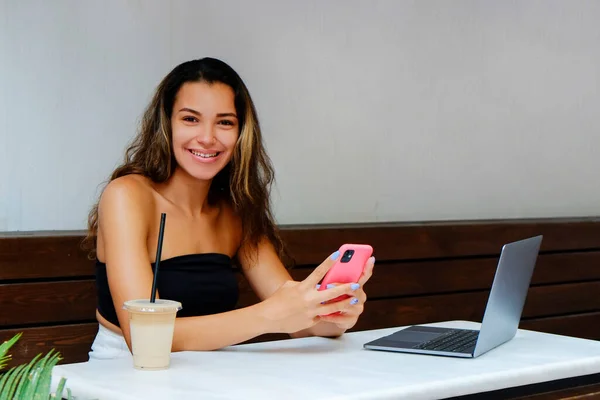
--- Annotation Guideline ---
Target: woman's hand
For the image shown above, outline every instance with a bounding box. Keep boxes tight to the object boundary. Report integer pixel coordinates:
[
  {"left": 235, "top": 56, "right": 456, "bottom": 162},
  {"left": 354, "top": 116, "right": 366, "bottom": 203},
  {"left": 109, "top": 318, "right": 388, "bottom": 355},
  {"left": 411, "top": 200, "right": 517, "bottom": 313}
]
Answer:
[
  {"left": 317, "top": 256, "right": 375, "bottom": 331},
  {"left": 258, "top": 251, "right": 363, "bottom": 334}
]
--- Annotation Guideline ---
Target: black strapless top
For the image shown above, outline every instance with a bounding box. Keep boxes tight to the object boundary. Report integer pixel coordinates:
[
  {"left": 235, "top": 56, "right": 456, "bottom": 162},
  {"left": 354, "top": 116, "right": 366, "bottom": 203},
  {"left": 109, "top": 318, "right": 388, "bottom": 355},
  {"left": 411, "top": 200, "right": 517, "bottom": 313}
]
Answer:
[{"left": 95, "top": 253, "right": 239, "bottom": 327}]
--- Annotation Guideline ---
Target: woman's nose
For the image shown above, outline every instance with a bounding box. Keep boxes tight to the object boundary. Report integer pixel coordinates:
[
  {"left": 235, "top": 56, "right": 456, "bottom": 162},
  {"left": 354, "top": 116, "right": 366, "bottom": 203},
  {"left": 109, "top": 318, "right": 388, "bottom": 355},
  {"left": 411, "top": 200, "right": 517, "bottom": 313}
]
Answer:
[{"left": 195, "top": 123, "right": 217, "bottom": 145}]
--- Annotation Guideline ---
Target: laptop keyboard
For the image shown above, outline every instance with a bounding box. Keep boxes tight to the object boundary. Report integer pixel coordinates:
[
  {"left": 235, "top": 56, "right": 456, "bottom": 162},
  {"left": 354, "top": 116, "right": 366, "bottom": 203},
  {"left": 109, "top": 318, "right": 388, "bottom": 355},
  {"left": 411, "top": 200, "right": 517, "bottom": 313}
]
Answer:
[{"left": 413, "top": 329, "right": 479, "bottom": 353}]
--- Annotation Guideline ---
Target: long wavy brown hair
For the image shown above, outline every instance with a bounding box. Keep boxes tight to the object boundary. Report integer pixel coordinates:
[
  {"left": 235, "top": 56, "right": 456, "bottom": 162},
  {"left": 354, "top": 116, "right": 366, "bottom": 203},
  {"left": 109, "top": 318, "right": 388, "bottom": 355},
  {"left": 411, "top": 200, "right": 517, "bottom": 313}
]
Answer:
[{"left": 83, "top": 57, "right": 289, "bottom": 265}]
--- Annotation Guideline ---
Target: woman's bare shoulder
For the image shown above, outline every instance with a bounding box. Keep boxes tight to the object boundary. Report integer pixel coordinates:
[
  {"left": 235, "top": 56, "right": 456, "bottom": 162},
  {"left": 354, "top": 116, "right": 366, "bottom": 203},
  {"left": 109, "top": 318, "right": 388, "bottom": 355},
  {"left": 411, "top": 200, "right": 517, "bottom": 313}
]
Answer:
[
  {"left": 96, "top": 175, "right": 157, "bottom": 261},
  {"left": 98, "top": 175, "right": 156, "bottom": 221}
]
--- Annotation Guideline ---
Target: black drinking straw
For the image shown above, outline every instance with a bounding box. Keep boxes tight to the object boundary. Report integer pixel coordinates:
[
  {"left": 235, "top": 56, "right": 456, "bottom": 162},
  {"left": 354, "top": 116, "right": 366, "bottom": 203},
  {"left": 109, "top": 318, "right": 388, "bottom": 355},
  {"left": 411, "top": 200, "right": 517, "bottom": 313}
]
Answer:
[{"left": 150, "top": 213, "right": 166, "bottom": 303}]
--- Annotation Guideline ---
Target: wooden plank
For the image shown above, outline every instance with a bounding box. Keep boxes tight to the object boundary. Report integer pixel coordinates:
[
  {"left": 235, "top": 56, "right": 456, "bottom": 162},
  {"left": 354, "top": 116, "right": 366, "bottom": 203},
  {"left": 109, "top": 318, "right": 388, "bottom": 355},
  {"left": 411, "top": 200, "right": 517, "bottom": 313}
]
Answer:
[
  {"left": 237, "top": 252, "right": 600, "bottom": 306},
  {"left": 0, "top": 235, "right": 93, "bottom": 280},
  {"left": 241, "top": 281, "right": 600, "bottom": 335},
  {"left": 523, "top": 282, "right": 600, "bottom": 319},
  {"left": 454, "top": 377, "right": 600, "bottom": 399},
  {"left": 0, "top": 323, "right": 98, "bottom": 366},
  {"left": 3, "top": 247, "right": 597, "bottom": 317},
  {"left": 348, "top": 282, "right": 600, "bottom": 332},
  {"left": 2, "top": 218, "right": 600, "bottom": 279},
  {"left": 521, "top": 312, "right": 600, "bottom": 341},
  {"left": 364, "top": 252, "right": 600, "bottom": 298},
  {"left": 279, "top": 218, "right": 600, "bottom": 264},
  {"left": 531, "top": 252, "right": 600, "bottom": 285},
  {"left": 514, "top": 385, "right": 600, "bottom": 400},
  {"left": 351, "top": 293, "right": 487, "bottom": 331},
  {"left": 0, "top": 281, "right": 97, "bottom": 326}
]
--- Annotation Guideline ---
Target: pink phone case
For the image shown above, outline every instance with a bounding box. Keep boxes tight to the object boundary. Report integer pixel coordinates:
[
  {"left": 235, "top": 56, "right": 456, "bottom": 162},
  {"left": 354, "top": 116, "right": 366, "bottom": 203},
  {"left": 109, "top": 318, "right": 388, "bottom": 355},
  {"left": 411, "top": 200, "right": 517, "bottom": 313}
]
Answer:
[{"left": 318, "top": 244, "right": 373, "bottom": 305}]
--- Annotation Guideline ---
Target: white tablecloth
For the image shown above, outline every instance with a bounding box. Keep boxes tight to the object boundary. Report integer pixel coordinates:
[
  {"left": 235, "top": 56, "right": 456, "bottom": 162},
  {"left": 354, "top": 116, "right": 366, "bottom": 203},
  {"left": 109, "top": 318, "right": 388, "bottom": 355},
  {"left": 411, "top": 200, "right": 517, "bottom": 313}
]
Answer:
[{"left": 51, "top": 321, "right": 600, "bottom": 400}]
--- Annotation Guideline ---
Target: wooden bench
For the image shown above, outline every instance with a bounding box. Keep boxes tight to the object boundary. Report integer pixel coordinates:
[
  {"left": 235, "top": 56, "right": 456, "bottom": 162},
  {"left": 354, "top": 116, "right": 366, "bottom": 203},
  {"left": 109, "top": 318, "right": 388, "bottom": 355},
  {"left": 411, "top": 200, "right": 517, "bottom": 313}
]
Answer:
[{"left": 2, "top": 217, "right": 600, "bottom": 369}]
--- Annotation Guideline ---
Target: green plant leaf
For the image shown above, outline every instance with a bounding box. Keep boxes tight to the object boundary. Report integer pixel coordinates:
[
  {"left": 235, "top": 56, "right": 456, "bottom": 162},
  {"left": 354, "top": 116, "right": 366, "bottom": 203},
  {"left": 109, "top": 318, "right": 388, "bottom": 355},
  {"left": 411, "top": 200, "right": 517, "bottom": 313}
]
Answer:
[
  {"left": 25, "top": 353, "right": 48, "bottom": 400},
  {"left": 0, "top": 351, "right": 64, "bottom": 400},
  {"left": 29, "top": 349, "right": 59, "bottom": 400},
  {"left": 0, "top": 336, "right": 73, "bottom": 400},
  {"left": 0, "top": 363, "right": 26, "bottom": 400},
  {"left": 53, "top": 376, "right": 67, "bottom": 400},
  {"left": 14, "top": 353, "right": 43, "bottom": 400},
  {"left": 35, "top": 351, "right": 62, "bottom": 400},
  {"left": 0, "top": 363, "right": 16, "bottom": 396},
  {"left": 0, "top": 356, "right": 10, "bottom": 371},
  {"left": 0, "top": 333, "right": 22, "bottom": 371}
]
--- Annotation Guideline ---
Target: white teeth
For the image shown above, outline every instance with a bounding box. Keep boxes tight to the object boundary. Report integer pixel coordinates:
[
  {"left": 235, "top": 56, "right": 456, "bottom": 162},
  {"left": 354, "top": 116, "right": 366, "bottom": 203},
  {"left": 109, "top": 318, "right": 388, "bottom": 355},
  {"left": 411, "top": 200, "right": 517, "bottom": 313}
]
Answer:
[{"left": 190, "top": 150, "right": 218, "bottom": 158}]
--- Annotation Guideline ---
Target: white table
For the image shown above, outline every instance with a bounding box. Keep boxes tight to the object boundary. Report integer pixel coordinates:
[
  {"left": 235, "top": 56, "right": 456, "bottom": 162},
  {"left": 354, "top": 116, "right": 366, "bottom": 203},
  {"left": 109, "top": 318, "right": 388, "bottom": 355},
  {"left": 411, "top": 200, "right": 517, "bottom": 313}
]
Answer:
[{"left": 51, "top": 321, "right": 600, "bottom": 400}]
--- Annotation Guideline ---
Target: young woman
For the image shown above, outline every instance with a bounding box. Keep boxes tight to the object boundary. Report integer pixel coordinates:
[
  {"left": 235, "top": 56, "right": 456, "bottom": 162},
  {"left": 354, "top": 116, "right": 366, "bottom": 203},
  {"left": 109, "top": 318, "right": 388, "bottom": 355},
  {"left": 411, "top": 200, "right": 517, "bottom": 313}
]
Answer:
[{"left": 84, "top": 57, "right": 375, "bottom": 358}]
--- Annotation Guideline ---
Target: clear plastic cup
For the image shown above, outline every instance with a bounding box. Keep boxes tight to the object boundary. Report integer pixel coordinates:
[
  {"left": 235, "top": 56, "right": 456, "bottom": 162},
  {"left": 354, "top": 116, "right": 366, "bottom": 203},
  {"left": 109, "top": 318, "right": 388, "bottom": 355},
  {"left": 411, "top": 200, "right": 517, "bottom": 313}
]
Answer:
[{"left": 123, "top": 299, "right": 182, "bottom": 370}]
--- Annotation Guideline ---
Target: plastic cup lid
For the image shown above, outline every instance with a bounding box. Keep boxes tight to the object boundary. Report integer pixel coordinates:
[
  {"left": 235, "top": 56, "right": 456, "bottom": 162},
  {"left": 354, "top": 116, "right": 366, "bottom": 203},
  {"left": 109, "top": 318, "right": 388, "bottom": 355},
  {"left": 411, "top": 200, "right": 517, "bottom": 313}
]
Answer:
[{"left": 123, "top": 299, "right": 182, "bottom": 313}]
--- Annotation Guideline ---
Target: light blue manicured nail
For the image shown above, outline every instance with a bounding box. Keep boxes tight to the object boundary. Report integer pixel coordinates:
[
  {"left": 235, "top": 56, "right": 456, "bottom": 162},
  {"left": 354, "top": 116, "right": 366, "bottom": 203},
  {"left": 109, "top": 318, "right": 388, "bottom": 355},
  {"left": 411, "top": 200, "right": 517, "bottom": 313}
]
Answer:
[
  {"left": 350, "top": 298, "right": 359, "bottom": 305},
  {"left": 326, "top": 284, "right": 335, "bottom": 289},
  {"left": 315, "top": 284, "right": 321, "bottom": 289},
  {"left": 370, "top": 256, "right": 376, "bottom": 264},
  {"left": 331, "top": 251, "right": 340, "bottom": 261},
  {"left": 351, "top": 283, "right": 360, "bottom": 290}
]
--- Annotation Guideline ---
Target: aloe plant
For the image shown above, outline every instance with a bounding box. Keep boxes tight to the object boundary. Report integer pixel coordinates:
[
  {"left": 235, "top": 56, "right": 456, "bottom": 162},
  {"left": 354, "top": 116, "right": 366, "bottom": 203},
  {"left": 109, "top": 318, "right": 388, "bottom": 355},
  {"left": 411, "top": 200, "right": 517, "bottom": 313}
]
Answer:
[
  {"left": 0, "top": 334, "right": 21, "bottom": 372},
  {"left": 0, "top": 333, "right": 72, "bottom": 400}
]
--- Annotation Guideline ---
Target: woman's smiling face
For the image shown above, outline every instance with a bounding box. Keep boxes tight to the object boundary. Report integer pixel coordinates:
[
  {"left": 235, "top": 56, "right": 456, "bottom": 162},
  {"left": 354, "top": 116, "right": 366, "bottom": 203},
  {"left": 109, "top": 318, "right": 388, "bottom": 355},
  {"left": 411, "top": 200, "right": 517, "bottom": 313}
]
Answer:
[{"left": 171, "top": 81, "right": 239, "bottom": 181}]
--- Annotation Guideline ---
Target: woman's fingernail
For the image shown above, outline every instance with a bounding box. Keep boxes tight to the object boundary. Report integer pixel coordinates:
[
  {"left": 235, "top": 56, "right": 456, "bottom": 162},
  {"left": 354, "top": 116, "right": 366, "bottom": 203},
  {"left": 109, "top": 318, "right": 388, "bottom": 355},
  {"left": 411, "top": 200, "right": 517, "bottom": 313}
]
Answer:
[
  {"left": 350, "top": 298, "right": 359, "bottom": 305},
  {"left": 331, "top": 251, "right": 340, "bottom": 261},
  {"left": 351, "top": 283, "right": 360, "bottom": 290},
  {"left": 315, "top": 284, "right": 321, "bottom": 289},
  {"left": 326, "top": 284, "right": 336, "bottom": 289},
  {"left": 369, "top": 256, "right": 376, "bottom": 264}
]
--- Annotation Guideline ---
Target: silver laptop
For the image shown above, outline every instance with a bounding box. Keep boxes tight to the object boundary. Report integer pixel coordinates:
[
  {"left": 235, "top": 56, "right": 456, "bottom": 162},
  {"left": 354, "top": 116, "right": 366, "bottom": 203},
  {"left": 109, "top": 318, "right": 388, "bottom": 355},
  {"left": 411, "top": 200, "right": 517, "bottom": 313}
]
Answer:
[{"left": 364, "top": 235, "right": 543, "bottom": 358}]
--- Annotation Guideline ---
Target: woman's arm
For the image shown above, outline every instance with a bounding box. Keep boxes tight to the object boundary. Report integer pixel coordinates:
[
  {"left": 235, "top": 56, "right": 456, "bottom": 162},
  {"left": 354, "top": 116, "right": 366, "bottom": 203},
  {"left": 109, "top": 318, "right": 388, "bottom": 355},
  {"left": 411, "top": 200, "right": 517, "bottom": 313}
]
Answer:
[
  {"left": 99, "top": 178, "right": 356, "bottom": 351},
  {"left": 237, "top": 237, "right": 374, "bottom": 339}
]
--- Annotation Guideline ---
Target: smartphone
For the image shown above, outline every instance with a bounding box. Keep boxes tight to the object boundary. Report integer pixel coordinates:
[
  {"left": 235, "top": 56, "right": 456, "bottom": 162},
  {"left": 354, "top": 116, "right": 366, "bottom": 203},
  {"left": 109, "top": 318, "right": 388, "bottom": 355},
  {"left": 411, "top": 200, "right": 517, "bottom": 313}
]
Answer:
[{"left": 318, "top": 243, "right": 373, "bottom": 304}]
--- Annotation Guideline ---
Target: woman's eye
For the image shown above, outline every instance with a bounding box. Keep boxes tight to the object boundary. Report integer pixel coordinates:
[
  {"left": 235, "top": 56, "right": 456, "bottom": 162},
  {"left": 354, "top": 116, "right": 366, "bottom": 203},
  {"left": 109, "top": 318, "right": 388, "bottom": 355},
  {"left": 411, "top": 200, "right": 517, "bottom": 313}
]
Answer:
[
  {"left": 183, "top": 116, "right": 198, "bottom": 123},
  {"left": 219, "top": 120, "right": 234, "bottom": 126}
]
